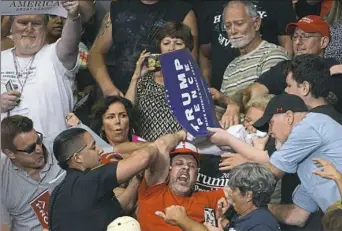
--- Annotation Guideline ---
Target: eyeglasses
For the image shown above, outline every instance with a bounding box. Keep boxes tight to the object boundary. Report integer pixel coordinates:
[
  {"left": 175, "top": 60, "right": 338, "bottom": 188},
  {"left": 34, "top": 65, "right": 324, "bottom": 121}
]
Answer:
[
  {"left": 16, "top": 132, "right": 43, "bottom": 154},
  {"left": 64, "top": 144, "right": 87, "bottom": 163},
  {"left": 291, "top": 34, "right": 322, "bottom": 41}
]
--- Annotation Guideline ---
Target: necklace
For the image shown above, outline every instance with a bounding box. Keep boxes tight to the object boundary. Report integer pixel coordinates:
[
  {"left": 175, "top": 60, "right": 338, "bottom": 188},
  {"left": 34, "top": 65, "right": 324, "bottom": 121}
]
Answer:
[
  {"left": 7, "top": 49, "right": 36, "bottom": 117},
  {"left": 11, "top": 49, "right": 36, "bottom": 93}
]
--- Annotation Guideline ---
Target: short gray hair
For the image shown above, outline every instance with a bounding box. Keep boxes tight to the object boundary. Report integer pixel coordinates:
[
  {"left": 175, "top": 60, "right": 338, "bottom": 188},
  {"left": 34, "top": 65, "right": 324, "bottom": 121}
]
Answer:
[
  {"left": 224, "top": 0, "right": 259, "bottom": 18},
  {"left": 10, "top": 15, "right": 49, "bottom": 25},
  {"left": 228, "top": 163, "right": 276, "bottom": 207}
]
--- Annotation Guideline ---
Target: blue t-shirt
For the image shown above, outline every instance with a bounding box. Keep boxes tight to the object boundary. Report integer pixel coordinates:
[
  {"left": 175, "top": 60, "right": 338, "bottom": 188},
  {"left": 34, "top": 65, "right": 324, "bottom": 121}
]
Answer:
[
  {"left": 270, "top": 112, "right": 342, "bottom": 212},
  {"left": 226, "top": 208, "right": 280, "bottom": 231}
]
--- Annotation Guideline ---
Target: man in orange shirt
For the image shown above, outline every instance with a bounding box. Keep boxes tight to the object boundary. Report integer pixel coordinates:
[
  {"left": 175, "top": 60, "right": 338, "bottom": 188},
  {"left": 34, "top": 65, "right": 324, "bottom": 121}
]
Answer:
[{"left": 137, "top": 131, "right": 225, "bottom": 231}]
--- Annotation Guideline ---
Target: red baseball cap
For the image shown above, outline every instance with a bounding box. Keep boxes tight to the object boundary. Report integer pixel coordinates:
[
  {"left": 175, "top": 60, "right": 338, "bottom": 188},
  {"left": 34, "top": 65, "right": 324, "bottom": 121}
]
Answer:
[
  {"left": 286, "top": 15, "right": 330, "bottom": 38},
  {"left": 170, "top": 141, "right": 200, "bottom": 164}
]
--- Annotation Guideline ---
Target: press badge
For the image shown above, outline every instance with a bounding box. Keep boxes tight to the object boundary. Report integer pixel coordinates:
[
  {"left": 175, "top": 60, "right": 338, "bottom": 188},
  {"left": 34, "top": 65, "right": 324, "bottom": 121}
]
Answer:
[{"left": 204, "top": 208, "right": 217, "bottom": 227}]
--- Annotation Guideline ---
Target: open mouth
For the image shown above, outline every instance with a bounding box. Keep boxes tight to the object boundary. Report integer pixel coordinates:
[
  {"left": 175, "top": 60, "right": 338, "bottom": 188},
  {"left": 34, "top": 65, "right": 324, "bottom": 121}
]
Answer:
[{"left": 177, "top": 173, "right": 189, "bottom": 184}]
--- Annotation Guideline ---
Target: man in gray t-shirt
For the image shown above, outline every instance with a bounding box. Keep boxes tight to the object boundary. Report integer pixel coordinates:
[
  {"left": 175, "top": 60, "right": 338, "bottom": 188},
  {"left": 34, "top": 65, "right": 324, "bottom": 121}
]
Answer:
[{"left": 254, "top": 94, "right": 342, "bottom": 228}]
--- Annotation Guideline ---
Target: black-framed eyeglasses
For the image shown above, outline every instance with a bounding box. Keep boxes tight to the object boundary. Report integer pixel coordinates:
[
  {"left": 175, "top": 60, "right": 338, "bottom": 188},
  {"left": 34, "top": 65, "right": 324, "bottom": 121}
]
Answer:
[
  {"left": 291, "top": 34, "right": 322, "bottom": 41},
  {"left": 64, "top": 144, "right": 87, "bottom": 163},
  {"left": 16, "top": 132, "right": 43, "bottom": 154}
]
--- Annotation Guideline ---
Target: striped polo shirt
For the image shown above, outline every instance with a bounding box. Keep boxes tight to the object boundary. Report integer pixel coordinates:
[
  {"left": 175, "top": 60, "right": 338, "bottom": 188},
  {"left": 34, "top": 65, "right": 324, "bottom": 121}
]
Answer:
[
  {"left": 220, "top": 41, "right": 289, "bottom": 96},
  {"left": 1, "top": 142, "right": 65, "bottom": 231}
]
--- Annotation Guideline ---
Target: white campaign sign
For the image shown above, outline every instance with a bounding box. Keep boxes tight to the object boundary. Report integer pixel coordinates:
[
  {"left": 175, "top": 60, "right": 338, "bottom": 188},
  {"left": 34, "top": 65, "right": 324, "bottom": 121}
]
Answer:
[{"left": 0, "top": 1, "right": 67, "bottom": 18}]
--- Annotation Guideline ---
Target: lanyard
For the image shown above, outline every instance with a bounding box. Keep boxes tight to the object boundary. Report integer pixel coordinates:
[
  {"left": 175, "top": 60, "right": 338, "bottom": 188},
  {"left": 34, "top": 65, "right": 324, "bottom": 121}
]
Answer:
[{"left": 7, "top": 49, "right": 36, "bottom": 117}]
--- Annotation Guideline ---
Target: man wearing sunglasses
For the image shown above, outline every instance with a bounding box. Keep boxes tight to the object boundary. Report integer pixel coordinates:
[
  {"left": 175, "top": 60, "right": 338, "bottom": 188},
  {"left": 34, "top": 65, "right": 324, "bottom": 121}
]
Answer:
[
  {"left": 1, "top": 115, "right": 65, "bottom": 231},
  {"left": 48, "top": 128, "right": 187, "bottom": 231}
]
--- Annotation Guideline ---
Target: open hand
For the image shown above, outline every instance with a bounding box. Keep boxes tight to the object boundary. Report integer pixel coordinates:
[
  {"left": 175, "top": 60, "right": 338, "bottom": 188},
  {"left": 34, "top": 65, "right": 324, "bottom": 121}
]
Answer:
[
  {"left": 220, "top": 104, "right": 240, "bottom": 129},
  {"left": 312, "top": 158, "right": 341, "bottom": 181},
  {"left": 219, "top": 153, "right": 248, "bottom": 171}
]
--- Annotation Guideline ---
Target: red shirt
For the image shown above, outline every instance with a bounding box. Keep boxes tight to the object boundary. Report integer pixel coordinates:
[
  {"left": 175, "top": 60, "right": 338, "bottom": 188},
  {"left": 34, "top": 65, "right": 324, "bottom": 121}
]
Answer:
[{"left": 137, "top": 178, "right": 224, "bottom": 231}]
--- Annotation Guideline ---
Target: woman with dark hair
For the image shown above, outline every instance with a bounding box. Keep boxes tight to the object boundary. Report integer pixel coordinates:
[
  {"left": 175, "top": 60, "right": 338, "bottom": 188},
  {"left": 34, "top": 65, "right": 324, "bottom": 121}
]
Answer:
[
  {"left": 67, "top": 95, "right": 148, "bottom": 155},
  {"left": 125, "top": 22, "right": 194, "bottom": 141}
]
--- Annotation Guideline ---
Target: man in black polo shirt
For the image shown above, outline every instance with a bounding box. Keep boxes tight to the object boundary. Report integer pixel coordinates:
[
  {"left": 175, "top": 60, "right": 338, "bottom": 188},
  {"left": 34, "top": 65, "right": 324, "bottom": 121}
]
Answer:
[
  {"left": 48, "top": 128, "right": 185, "bottom": 231},
  {"left": 217, "top": 15, "right": 342, "bottom": 127}
]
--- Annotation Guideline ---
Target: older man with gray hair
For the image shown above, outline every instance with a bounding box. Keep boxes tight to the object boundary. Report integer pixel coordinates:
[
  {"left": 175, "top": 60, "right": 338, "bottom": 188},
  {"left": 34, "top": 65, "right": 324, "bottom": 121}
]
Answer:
[
  {"left": 205, "top": 163, "right": 280, "bottom": 231},
  {"left": 0, "top": 0, "right": 83, "bottom": 143},
  {"left": 210, "top": 0, "right": 289, "bottom": 128}
]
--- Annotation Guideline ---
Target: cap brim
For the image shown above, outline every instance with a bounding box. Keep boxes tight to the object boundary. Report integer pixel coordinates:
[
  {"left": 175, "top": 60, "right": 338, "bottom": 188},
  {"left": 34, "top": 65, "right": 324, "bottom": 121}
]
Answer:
[
  {"left": 253, "top": 113, "right": 272, "bottom": 132},
  {"left": 170, "top": 148, "right": 200, "bottom": 163},
  {"left": 286, "top": 22, "right": 322, "bottom": 35}
]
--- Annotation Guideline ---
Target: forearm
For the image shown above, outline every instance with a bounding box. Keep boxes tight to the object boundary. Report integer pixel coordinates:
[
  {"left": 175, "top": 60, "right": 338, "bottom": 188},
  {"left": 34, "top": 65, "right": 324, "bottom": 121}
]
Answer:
[
  {"left": 57, "top": 15, "right": 82, "bottom": 69},
  {"left": 335, "top": 176, "right": 342, "bottom": 198},
  {"left": 114, "top": 142, "right": 150, "bottom": 154},
  {"left": 125, "top": 77, "right": 139, "bottom": 105},
  {"left": 183, "top": 10, "right": 198, "bottom": 61},
  {"left": 154, "top": 131, "right": 186, "bottom": 155},
  {"left": 88, "top": 52, "right": 116, "bottom": 93},
  {"left": 199, "top": 50, "right": 211, "bottom": 85},
  {"left": 228, "top": 88, "right": 245, "bottom": 108},
  {"left": 116, "top": 178, "right": 140, "bottom": 214},
  {"left": 226, "top": 135, "right": 269, "bottom": 163},
  {"left": 177, "top": 216, "right": 208, "bottom": 231},
  {"left": 268, "top": 204, "right": 308, "bottom": 227}
]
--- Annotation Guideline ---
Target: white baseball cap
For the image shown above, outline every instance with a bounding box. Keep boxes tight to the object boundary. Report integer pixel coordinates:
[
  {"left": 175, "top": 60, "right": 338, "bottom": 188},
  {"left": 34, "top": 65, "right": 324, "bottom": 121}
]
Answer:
[{"left": 107, "top": 216, "right": 141, "bottom": 231}]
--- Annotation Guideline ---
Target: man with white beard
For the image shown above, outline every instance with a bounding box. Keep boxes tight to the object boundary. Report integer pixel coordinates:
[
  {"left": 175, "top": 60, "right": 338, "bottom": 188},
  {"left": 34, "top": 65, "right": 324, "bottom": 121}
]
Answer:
[
  {"left": 212, "top": 0, "right": 289, "bottom": 128},
  {"left": 0, "top": 0, "right": 83, "bottom": 144}
]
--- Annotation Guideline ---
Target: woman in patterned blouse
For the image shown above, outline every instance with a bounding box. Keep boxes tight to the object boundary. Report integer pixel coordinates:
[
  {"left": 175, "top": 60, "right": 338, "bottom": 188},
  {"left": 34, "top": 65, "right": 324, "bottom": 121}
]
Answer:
[{"left": 125, "top": 22, "right": 194, "bottom": 141}]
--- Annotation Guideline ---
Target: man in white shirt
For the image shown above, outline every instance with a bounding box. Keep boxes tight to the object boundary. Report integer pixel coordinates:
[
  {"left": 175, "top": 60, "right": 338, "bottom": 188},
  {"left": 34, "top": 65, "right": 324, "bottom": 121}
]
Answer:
[{"left": 0, "top": 0, "right": 82, "bottom": 142}]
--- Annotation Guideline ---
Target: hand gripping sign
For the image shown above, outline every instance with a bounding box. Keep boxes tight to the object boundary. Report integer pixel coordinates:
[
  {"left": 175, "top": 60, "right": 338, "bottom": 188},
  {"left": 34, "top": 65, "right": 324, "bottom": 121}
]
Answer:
[{"left": 160, "top": 49, "right": 220, "bottom": 137}]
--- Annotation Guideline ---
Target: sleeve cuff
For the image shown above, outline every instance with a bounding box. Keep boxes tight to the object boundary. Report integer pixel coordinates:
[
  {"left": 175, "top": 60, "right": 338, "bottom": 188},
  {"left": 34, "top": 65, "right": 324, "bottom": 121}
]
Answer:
[{"left": 270, "top": 155, "right": 297, "bottom": 174}]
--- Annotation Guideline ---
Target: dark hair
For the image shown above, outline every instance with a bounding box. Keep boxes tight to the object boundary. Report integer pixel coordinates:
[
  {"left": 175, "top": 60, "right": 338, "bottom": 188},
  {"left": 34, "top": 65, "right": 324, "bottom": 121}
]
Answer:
[
  {"left": 53, "top": 128, "right": 87, "bottom": 170},
  {"left": 155, "top": 22, "right": 194, "bottom": 52},
  {"left": 90, "top": 96, "right": 133, "bottom": 142},
  {"left": 287, "top": 54, "right": 330, "bottom": 98},
  {"left": 322, "top": 208, "right": 342, "bottom": 231},
  {"left": 1, "top": 115, "right": 34, "bottom": 152},
  {"left": 228, "top": 163, "right": 276, "bottom": 207}
]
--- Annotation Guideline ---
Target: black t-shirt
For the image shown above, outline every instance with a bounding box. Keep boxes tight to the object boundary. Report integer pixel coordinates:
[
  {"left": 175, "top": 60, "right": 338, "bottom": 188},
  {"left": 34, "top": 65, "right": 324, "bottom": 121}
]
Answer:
[
  {"left": 226, "top": 208, "right": 281, "bottom": 231},
  {"left": 196, "top": 155, "right": 230, "bottom": 191},
  {"left": 295, "top": 0, "right": 321, "bottom": 19},
  {"left": 108, "top": 0, "right": 192, "bottom": 93},
  {"left": 49, "top": 163, "right": 121, "bottom": 231},
  {"left": 199, "top": 0, "right": 296, "bottom": 90},
  {"left": 256, "top": 58, "right": 342, "bottom": 114}
]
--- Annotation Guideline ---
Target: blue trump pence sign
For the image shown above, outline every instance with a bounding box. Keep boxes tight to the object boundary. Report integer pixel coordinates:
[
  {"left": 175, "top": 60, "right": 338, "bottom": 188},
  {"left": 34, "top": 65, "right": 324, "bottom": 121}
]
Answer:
[{"left": 160, "top": 49, "right": 220, "bottom": 137}]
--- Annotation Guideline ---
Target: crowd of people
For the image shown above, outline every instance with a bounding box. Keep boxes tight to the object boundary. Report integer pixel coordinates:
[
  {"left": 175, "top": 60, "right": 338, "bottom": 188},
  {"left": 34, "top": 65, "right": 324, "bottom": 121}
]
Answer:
[{"left": 1, "top": 0, "right": 342, "bottom": 231}]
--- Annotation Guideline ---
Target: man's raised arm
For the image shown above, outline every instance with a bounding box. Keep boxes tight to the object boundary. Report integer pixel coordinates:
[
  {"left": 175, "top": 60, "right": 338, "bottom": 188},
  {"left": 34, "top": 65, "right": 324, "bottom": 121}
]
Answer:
[
  {"left": 56, "top": 0, "right": 82, "bottom": 70},
  {"left": 115, "top": 130, "right": 186, "bottom": 186},
  {"left": 145, "top": 130, "right": 187, "bottom": 186}
]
